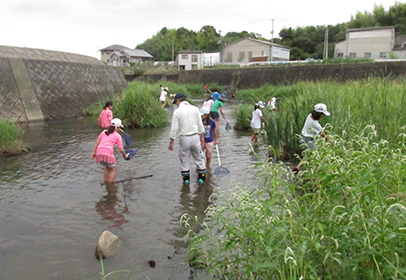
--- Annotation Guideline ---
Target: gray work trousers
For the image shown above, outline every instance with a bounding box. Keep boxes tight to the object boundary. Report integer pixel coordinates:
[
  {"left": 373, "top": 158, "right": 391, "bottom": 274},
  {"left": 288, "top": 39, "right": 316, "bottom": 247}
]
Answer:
[{"left": 178, "top": 134, "right": 205, "bottom": 172}]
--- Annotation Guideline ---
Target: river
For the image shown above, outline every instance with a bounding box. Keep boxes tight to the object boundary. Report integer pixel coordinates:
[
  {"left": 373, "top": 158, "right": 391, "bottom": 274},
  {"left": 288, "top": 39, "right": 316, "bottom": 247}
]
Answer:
[{"left": 0, "top": 101, "right": 266, "bottom": 279}]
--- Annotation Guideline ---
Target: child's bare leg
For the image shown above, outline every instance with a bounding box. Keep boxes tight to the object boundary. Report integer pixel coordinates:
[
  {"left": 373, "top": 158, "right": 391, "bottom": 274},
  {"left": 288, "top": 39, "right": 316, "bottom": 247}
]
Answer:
[
  {"left": 206, "top": 158, "right": 211, "bottom": 169},
  {"left": 103, "top": 168, "right": 109, "bottom": 182},
  {"left": 107, "top": 166, "right": 116, "bottom": 183}
]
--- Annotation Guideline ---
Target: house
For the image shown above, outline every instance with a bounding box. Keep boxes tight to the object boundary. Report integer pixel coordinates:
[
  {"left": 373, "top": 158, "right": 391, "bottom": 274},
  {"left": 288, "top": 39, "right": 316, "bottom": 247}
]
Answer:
[
  {"left": 221, "top": 37, "right": 290, "bottom": 64},
  {"left": 99, "top": 45, "right": 153, "bottom": 66},
  {"left": 175, "top": 50, "right": 204, "bottom": 70},
  {"left": 334, "top": 26, "right": 400, "bottom": 59}
]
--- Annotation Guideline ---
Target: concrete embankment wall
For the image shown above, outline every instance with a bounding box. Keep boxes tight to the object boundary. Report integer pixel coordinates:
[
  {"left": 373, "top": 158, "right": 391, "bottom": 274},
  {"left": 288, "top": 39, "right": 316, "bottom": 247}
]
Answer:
[
  {"left": 0, "top": 46, "right": 127, "bottom": 122},
  {"left": 133, "top": 61, "right": 406, "bottom": 89}
]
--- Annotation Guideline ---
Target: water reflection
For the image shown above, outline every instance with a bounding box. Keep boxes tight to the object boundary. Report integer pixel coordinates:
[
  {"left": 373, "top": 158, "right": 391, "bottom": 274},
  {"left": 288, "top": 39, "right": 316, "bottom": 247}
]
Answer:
[
  {"left": 170, "top": 171, "right": 215, "bottom": 248},
  {"left": 95, "top": 183, "right": 129, "bottom": 228}
]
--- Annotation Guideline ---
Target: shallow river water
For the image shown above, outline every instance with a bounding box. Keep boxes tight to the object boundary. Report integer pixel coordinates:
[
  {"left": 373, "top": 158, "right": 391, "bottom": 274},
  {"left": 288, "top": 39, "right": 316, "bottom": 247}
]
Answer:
[{"left": 0, "top": 101, "right": 267, "bottom": 280}]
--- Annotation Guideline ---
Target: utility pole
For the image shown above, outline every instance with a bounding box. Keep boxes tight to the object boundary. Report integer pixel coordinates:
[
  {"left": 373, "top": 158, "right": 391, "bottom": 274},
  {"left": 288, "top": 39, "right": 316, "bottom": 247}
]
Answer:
[
  {"left": 218, "top": 30, "right": 222, "bottom": 64},
  {"left": 270, "top": 19, "right": 274, "bottom": 62},
  {"left": 323, "top": 28, "right": 329, "bottom": 60},
  {"left": 172, "top": 39, "right": 174, "bottom": 62}
]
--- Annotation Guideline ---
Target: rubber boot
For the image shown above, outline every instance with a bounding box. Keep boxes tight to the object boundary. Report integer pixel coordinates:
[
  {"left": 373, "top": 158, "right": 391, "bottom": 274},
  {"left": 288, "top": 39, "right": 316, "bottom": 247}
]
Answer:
[
  {"left": 181, "top": 171, "right": 190, "bottom": 184},
  {"left": 198, "top": 169, "right": 206, "bottom": 183}
]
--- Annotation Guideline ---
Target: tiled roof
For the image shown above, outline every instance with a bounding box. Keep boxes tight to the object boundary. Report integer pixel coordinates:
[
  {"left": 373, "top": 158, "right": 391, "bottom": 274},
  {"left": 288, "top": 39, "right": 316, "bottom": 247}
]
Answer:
[
  {"left": 99, "top": 45, "right": 131, "bottom": 51},
  {"left": 224, "top": 37, "right": 289, "bottom": 50},
  {"left": 122, "top": 49, "right": 153, "bottom": 58}
]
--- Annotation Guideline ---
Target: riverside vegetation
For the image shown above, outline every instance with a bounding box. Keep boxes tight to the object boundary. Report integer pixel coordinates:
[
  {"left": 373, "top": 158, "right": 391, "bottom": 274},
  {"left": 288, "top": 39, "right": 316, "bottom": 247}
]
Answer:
[
  {"left": 183, "top": 126, "right": 406, "bottom": 279},
  {"left": 181, "top": 78, "right": 406, "bottom": 279},
  {"left": 0, "top": 118, "right": 28, "bottom": 156},
  {"left": 233, "top": 78, "right": 406, "bottom": 159}
]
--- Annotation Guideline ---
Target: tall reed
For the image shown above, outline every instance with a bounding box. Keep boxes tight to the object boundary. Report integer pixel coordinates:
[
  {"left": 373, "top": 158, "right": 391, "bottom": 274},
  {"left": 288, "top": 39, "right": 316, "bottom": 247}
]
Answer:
[
  {"left": 184, "top": 126, "right": 406, "bottom": 279},
  {"left": 234, "top": 78, "right": 406, "bottom": 159}
]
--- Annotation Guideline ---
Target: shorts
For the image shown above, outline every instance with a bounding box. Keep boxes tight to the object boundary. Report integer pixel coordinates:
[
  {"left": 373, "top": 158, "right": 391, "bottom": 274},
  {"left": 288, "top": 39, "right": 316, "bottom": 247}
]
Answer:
[
  {"left": 210, "top": 112, "right": 219, "bottom": 119},
  {"left": 99, "top": 161, "right": 116, "bottom": 168},
  {"left": 252, "top": 128, "right": 260, "bottom": 134},
  {"left": 202, "top": 141, "right": 214, "bottom": 158},
  {"left": 300, "top": 135, "right": 316, "bottom": 151}
]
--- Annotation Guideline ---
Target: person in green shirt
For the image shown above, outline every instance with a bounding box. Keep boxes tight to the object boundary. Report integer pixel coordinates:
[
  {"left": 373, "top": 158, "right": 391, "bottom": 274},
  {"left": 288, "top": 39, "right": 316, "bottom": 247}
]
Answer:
[{"left": 210, "top": 97, "right": 225, "bottom": 132}]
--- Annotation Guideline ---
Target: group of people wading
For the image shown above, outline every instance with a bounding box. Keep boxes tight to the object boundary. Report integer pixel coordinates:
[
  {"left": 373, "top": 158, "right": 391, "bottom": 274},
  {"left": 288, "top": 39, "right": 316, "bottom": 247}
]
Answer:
[{"left": 92, "top": 87, "right": 331, "bottom": 183}]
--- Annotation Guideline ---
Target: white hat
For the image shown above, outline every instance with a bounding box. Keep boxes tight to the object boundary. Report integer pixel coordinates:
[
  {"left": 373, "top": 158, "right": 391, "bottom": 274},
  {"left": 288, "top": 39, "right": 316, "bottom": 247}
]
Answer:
[
  {"left": 258, "top": 101, "right": 266, "bottom": 109},
  {"left": 200, "top": 107, "right": 210, "bottom": 115},
  {"left": 164, "top": 87, "right": 169, "bottom": 91},
  {"left": 111, "top": 118, "right": 124, "bottom": 128},
  {"left": 314, "top": 103, "right": 330, "bottom": 116}
]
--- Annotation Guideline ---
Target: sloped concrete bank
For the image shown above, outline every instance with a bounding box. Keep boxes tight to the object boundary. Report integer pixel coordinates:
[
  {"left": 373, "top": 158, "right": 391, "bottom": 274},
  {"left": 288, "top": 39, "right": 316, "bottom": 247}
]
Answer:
[{"left": 0, "top": 46, "right": 127, "bottom": 122}]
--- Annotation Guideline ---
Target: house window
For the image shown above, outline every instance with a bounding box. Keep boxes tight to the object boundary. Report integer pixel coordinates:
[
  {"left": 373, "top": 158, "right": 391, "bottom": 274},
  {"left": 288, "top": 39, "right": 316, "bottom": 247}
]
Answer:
[
  {"left": 379, "top": 52, "right": 387, "bottom": 58},
  {"left": 364, "top": 52, "right": 372, "bottom": 59},
  {"left": 182, "top": 54, "right": 188, "bottom": 59},
  {"left": 337, "top": 53, "right": 344, "bottom": 58},
  {"left": 248, "top": 51, "right": 253, "bottom": 62},
  {"left": 349, "top": 52, "right": 356, "bottom": 58},
  {"left": 191, "top": 55, "right": 198, "bottom": 62},
  {"left": 191, "top": 64, "right": 198, "bottom": 70},
  {"left": 226, "top": 52, "right": 232, "bottom": 62},
  {"left": 238, "top": 52, "right": 245, "bottom": 62}
]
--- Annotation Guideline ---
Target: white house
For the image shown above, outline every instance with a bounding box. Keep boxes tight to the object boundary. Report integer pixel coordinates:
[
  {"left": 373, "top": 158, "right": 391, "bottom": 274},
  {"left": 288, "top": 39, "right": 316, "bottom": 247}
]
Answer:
[
  {"left": 221, "top": 37, "right": 290, "bottom": 64},
  {"left": 334, "top": 26, "right": 396, "bottom": 59},
  {"left": 100, "top": 45, "right": 153, "bottom": 66},
  {"left": 175, "top": 50, "right": 204, "bottom": 70}
]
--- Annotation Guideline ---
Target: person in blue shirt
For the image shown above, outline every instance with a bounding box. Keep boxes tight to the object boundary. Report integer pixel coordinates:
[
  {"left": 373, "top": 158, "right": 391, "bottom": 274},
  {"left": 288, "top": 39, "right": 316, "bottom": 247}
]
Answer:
[
  {"left": 211, "top": 89, "right": 220, "bottom": 102},
  {"left": 200, "top": 107, "right": 218, "bottom": 169}
]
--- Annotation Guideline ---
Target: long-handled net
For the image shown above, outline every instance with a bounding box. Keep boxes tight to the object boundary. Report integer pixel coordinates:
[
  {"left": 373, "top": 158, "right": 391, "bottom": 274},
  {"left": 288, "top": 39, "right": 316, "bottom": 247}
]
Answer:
[
  {"left": 122, "top": 130, "right": 138, "bottom": 159},
  {"left": 214, "top": 144, "right": 230, "bottom": 174}
]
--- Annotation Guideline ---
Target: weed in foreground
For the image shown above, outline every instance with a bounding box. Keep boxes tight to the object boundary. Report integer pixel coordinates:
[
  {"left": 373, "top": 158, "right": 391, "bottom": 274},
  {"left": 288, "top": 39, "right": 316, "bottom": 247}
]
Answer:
[{"left": 184, "top": 126, "right": 406, "bottom": 279}]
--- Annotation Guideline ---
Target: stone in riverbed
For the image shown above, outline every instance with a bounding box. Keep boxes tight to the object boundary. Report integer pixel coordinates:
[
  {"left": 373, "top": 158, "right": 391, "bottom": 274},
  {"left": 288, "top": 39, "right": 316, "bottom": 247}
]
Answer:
[{"left": 95, "top": 230, "right": 122, "bottom": 260}]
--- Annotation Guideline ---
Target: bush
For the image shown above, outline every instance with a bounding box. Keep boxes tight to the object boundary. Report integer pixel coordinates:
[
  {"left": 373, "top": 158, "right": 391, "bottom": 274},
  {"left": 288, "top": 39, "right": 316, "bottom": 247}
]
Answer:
[
  {"left": 0, "top": 119, "right": 28, "bottom": 155},
  {"left": 114, "top": 81, "right": 169, "bottom": 128},
  {"left": 233, "top": 104, "right": 252, "bottom": 131}
]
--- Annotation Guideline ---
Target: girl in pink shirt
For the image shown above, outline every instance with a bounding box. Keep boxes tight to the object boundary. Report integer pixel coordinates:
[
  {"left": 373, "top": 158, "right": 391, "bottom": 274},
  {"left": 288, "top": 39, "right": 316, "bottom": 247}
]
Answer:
[
  {"left": 98, "top": 101, "right": 113, "bottom": 129},
  {"left": 92, "top": 118, "right": 128, "bottom": 183}
]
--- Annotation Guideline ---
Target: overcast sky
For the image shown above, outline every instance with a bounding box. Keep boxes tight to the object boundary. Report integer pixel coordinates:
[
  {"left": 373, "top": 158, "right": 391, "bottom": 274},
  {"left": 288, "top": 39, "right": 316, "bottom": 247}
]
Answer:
[{"left": 0, "top": 0, "right": 398, "bottom": 59}]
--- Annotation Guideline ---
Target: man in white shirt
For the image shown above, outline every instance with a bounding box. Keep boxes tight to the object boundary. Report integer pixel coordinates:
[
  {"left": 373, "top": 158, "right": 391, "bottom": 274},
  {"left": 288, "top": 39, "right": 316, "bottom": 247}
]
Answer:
[{"left": 168, "top": 93, "right": 206, "bottom": 183}]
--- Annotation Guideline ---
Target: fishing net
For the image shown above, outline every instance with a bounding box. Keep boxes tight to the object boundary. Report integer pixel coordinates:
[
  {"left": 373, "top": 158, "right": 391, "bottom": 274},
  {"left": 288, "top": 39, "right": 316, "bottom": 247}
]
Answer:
[{"left": 225, "top": 122, "right": 232, "bottom": 130}]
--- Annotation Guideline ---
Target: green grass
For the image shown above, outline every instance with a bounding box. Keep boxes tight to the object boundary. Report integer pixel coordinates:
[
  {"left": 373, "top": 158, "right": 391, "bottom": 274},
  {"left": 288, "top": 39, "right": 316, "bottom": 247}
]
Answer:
[
  {"left": 0, "top": 118, "right": 28, "bottom": 155},
  {"left": 233, "top": 78, "right": 406, "bottom": 160},
  {"left": 184, "top": 126, "right": 406, "bottom": 279}
]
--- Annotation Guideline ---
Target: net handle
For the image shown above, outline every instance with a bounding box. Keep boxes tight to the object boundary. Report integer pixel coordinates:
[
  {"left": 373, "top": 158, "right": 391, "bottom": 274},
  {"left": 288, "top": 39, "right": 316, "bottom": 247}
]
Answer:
[{"left": 216, "top": 144, "right": 222, "bottom": 166}]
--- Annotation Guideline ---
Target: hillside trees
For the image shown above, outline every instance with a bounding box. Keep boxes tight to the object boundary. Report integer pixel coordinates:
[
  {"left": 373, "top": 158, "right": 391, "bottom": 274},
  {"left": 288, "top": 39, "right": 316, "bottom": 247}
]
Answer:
[{"left": 136, "top": 2, "right": 406, "bottom": 62}]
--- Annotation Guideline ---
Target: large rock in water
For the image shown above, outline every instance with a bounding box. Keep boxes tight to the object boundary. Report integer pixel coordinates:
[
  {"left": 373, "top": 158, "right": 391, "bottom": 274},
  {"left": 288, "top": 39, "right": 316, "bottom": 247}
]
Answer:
[{"left": 95, "top": 230, "right": 122, "bottom": 260}]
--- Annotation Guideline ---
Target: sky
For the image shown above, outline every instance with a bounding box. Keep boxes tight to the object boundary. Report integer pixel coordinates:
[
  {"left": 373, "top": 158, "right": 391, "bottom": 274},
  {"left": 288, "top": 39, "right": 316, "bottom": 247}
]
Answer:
[{"left": 0, "top": 0, "right": 399, "bottom": 59}]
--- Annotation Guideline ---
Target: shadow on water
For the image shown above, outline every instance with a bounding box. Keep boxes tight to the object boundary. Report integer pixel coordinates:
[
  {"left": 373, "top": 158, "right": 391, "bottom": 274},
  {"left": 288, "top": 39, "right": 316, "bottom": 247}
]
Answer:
[{"left": 0, "top": 100, "right": 263, "bottom": 279}]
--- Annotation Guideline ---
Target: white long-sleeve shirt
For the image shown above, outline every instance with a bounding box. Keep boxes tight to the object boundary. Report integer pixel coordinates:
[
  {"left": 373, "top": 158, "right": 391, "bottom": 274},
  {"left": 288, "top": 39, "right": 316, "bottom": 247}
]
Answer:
[{"left": 170, "top": 101, "right": 204, "bottom": 140}]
